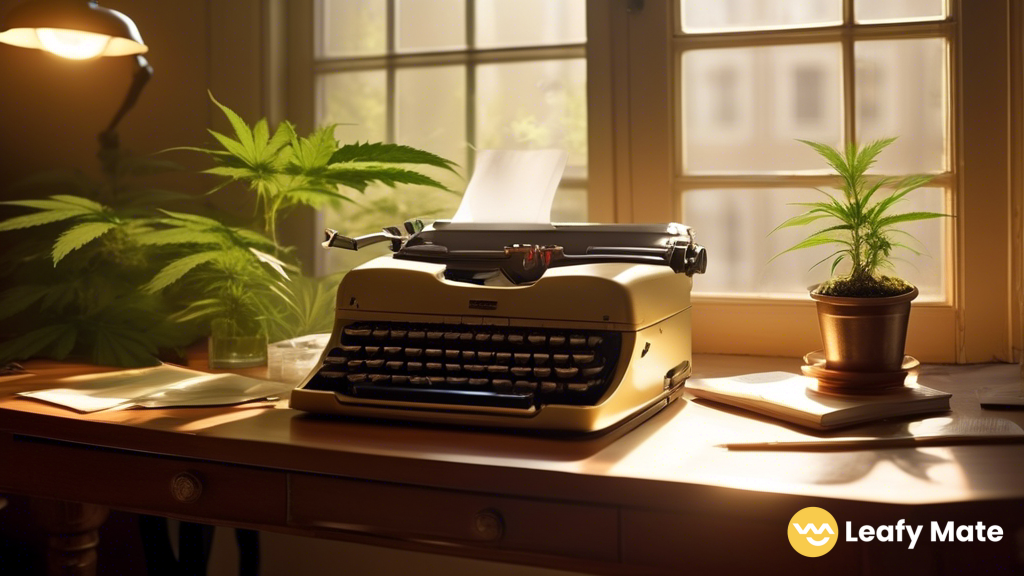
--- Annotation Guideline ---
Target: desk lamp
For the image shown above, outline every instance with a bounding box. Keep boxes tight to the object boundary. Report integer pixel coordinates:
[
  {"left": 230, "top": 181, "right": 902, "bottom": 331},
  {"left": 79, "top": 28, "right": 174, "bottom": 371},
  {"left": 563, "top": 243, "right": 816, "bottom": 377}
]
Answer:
[{"left": 0, "top": 0, "right": 152, "bottom": 156}]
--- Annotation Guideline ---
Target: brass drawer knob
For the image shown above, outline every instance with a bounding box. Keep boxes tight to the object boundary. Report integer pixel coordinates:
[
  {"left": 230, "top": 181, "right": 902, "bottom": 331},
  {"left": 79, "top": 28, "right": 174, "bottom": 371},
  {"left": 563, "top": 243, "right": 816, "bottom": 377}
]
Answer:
[
  {"left": 170, "top": 472, "right": 203, "bottom": 504},
  {"left": 472, "top": 509, "right": 504, "bottom": 542}
]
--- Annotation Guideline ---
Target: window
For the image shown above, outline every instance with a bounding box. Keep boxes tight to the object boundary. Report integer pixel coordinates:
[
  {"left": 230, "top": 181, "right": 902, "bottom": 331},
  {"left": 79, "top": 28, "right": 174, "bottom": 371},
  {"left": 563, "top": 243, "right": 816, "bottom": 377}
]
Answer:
[
  {"left": 282, "top": 0, "right": 1013, "bottom": 363},
  {"left": 306, "top": 0, "right": 588, "bottom": 273}
]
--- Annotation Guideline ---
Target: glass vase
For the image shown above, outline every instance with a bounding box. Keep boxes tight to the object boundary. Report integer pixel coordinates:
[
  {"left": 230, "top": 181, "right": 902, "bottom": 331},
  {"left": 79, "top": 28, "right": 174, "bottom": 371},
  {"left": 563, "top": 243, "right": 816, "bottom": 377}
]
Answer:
[{"left": 208, "top": 317, "right": 268, "bottom": 369}]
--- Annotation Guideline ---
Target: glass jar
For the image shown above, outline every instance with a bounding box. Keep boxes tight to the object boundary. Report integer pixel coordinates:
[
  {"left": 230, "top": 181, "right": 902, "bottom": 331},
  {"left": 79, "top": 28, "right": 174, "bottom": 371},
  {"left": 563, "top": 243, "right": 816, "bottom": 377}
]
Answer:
[{"left": 208, "top": 317, "right": 268, "bottom": 369}]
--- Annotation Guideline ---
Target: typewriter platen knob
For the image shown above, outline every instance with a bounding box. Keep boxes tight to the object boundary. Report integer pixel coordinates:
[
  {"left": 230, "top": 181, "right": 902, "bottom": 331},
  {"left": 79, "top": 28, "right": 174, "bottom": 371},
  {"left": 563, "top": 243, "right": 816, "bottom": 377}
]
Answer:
[
  {"left": 684, "top": 244, "right": 707, "bottom": 276},
  {"left": 472, "top": 509, "right": 505, "bottom": 541}
]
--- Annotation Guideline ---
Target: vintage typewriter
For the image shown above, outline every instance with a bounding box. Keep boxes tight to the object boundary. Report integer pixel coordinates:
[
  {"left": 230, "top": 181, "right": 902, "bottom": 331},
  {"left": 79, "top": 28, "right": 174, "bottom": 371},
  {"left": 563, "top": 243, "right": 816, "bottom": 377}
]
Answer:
[{"left": 290, "top": 220, "right": 707, "bottom": 433}]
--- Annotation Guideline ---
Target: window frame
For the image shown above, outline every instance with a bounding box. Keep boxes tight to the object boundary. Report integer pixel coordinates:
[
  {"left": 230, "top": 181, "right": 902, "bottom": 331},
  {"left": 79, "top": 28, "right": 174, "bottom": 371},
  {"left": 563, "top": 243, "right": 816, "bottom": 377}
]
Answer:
[
  {"left": 279, "top": 0, "right": 1013, "bottom": 363},
  {"left": 612, "top": 0, "right": 1011, "bottom": 363}
]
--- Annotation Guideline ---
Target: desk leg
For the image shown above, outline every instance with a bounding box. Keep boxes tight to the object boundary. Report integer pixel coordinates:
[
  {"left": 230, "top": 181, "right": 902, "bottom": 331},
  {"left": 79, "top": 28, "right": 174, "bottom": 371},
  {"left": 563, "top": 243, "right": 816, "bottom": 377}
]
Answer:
[{"left": 32, "top": 499, "right": 109, "bottom": 576}]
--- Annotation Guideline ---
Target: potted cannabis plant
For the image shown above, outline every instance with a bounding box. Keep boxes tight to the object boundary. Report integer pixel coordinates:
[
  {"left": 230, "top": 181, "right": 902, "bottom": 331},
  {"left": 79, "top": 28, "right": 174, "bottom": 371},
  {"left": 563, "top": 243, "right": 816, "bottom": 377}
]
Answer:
[{"left": 771, "top": 138, "right": 946, "bottom": 376}]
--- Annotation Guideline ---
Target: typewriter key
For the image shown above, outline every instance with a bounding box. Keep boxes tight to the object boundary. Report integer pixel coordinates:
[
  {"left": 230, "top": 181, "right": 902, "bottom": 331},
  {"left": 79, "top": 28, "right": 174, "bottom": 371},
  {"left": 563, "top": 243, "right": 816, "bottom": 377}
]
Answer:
[
  {"left": 365, "top": 359, "right": 385, "bottom": 369},
  {"left": 527, "top": 334, "right": 546, "bottom": 345},
  {"left": 346, "top": 373, "right": 368, "bottom": 383},
  {"left": 507, "top": 334, "right": 525, "bottom": 345},
  {"left": 468, "top": 378, "right": 489, "bottom": 387},
  {"left": 511, "top": 367, "right": 532, "bottom": 377},
  {"left": 553, "top": 354, "right": 570, "bottom": 365},
  {"left": 369, "top": 374, "right": 389, "bottom": 383},
  {"left": 344, "top": 327, "right": 371, "bottom": 337},
  {"left": 446, "top": 377, "right": 469, "bottom": 385},
  {"left": 408, "top": 331, "right": 426, "bottom": 340},
  {"left": 445, "top": 363, "right": 461, "bottom": 371},
  {"left": 514, "top": 381, "right": 538, "bottom": 393},
  {"left": 405, "top": 348, "right": 423, "bottom": 357},
  {"left": 372, "top": 329, "right": 389, "bottom": 339},
  {"left": 474, "top": 333, "right": 490, "bottom": 342},
  {"left": 492, "top": 380, "right": 513, "bottom": 393},
  {"left": 487, "top": 365, "right": 509, "bottom": 374},
  {"left": 406, "top": 362, "right": 423, "bottom": 371},
  {"left": 477, "top": 351, "right": 494, "bottom": 362},
  {"left": 514, "top": 353, "right": 531, "bottom": 365},
  {"left": 427, "top": 331, "right": 444, "bottom": 339},
  {"left": 341, "top": 345, "right": 362, "bottom": 354},
  {"left": 461, "top": 351, "right": 476, "bottom": 361},
  {"left": 587, "top": 336, "right": 603, "bottom": 347},
  {"left": 428, "top": 376, "right": 446, "bottom": 385},
  {"left": 494, "top": 352, "right": 512, "bottom": 364},
  {"left": 392, "top": 375, "right": 409, "bottom": 385},
  {"left": 539, "top": 382, "right": 561, "bottom": 394},
  {"left": 445, "top": 349, "right": 460, "bottom": 359},
  {"left": 347, "top": 360, "right": 364, "bottom": 369},
  {"left": 425, "top": 362, "right": 443, "bottom": 371},
  {"left": 383, "top": 346, "right": 402, "bottom": 355},
  {"left": 465, "top": 364, "right": 486, "bottom": 372},
  {"left": 490, "top": 334, "right": 506, "bottom": 343},
  {"left": 390, "top": 329, "right": 407, "bottom": 339},
  {"left": 555, "top": 366, "right": 579, "bottom": 379},
  {"left": 533, "top": 353, "right": 550, "bottom": 364},
  {"left": 581, "top": 365, "right": 604, "bottom": 376},
  {"left": 548, "top": 335, "right": 566, "bottom": 347},
  {"left": 386, "top": 361, "right": 404, "bottom": 371},
  {"left": 572, "top": 353, "right": 596, "bottom": 364},
  {"left": 569, "top": 335, "right": 586, "bottom": 347},
  {"left": 364, "top": 346, "right": 381, "bottom": 357},
  {"left": 533, "top": 367, "right": 552, "bottom": 378},
  {"left": 424, "top": 348, "right": 443, "bottom": 357}
]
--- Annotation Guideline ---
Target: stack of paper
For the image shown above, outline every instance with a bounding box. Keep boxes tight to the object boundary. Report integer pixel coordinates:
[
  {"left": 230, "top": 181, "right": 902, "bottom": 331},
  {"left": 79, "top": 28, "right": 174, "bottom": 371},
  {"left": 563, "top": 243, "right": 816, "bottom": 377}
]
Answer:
[{"left": 18, "top": 364, "right": 291, "bottom": 413}]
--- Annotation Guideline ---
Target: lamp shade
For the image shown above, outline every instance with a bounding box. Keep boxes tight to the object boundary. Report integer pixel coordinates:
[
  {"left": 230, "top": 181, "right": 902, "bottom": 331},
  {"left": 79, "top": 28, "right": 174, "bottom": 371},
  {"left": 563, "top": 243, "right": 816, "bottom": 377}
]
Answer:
[{"left": 0, "top": 0, "right": 146, "bottom": 59}]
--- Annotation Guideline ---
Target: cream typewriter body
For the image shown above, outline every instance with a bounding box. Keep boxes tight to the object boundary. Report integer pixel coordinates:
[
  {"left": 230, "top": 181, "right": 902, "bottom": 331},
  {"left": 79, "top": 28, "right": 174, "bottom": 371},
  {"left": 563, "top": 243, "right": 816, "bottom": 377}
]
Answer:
[{"left": 290, "top": 221, "right": 707, "bottom": 433}]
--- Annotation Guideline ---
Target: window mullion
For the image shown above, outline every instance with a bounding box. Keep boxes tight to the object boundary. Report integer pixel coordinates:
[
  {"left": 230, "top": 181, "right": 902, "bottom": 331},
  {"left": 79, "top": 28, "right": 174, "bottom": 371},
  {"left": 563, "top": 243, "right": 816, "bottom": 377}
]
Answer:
[{"left": 465, "top": 0, "right": 476, "bottom": 177}]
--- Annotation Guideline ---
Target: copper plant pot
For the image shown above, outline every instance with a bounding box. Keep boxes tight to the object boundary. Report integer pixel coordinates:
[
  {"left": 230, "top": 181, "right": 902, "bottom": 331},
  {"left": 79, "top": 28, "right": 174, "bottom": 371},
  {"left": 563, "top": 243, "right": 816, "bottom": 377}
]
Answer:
[{"left": 809, "top": 286, "right": 919, "bottom": 373}]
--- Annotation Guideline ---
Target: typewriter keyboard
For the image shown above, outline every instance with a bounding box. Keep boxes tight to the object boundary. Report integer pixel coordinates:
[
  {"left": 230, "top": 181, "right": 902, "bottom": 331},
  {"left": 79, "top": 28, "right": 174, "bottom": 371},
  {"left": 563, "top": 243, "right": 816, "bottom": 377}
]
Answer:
[{"left": 305, "top": 321, "right": 623, "bottom": 409}]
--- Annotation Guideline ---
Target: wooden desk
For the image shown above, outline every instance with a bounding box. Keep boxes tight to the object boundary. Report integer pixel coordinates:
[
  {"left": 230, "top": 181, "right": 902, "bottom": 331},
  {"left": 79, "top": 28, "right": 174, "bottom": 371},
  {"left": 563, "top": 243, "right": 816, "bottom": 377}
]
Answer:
[{"left": 1, "top": 355, "right": 1023, "bottom": 575}]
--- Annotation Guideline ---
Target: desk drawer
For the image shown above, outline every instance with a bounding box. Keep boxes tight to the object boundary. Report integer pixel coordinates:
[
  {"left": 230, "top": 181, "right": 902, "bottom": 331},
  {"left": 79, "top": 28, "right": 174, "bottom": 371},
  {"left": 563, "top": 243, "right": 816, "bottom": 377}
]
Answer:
[
  {"left": 288, "top": 473, "right": 619, "bottom": 562},
  {"left": 0, "top": 435, "right": 286, "bottom": 526}
]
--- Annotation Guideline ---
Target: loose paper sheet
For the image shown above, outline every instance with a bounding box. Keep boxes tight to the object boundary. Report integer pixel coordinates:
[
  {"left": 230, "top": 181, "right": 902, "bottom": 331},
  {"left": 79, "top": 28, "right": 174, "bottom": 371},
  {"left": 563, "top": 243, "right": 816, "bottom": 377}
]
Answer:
[
  {"left": 19, "top": 364, "right": 292, "bottom": 413},
  {"left": 452, "top": 149, "right": 567, "bottom": 223}
]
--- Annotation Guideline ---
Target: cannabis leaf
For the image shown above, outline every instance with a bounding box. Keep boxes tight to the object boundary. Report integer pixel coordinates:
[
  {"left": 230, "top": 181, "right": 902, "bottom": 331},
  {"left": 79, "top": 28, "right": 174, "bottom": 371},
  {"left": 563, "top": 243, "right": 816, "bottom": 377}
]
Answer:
[
  {"left": 770, "top": 139, "right": 948, "bottom": 289},
  {"left": 166, "top": 93, "right": 459, "bottom": 244}
]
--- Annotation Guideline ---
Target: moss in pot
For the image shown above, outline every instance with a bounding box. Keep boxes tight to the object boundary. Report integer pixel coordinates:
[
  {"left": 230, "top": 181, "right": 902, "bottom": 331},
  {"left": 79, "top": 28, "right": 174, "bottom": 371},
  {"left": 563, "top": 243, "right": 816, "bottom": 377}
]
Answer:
[{"left": 771, "top": 138, "right": 948, "bottom": 373}]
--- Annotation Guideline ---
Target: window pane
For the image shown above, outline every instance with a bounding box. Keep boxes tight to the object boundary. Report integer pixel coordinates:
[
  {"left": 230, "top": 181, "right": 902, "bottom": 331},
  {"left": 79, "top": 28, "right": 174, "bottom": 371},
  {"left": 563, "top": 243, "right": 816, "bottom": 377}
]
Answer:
[
  {"left": 318, "top": 70, "right": 387, "bottom": 143},
  {"left": 476, "top": 59, "right": 588, "bottom": 178},
  {"left": 680, "top": 0, "right": 841, "bottom": 33},
  {"left": 855, "top": 0, "right": 945, "bottom": 24},
  {"left": 319, "top": 0, "right": 387, "bottom": 58},
  {"left": 682, "top": 188, "right": 945, "bottom": 298},
  {"left": 475, "top": 0, "right": 585, "bottom": 49},
  {"left": 682, "top": 44, "right": 843, "bottom": 174},
  {"left": 396, "top": 0, "right": 466, "bottom": 53},
  {"left": 856, "top": 38, "right": 946, "bottom": 174},
  {"left": 552, "top": 186, "right": 587, "bottom": 223}
]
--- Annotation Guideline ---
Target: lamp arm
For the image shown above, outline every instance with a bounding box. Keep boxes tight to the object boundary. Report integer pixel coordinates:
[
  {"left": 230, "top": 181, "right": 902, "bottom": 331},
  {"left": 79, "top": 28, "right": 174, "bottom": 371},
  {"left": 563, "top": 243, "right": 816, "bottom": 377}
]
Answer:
[{"left": 98, "top": 54, "right": 153, "bottom": 151}]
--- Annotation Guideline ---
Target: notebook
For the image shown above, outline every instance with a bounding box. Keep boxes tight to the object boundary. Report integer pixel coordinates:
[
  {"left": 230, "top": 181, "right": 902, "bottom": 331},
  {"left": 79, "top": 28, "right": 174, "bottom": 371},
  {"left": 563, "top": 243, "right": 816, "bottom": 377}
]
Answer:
[{"left": 686, "top": 371, "right": 952, "bottom": 430}]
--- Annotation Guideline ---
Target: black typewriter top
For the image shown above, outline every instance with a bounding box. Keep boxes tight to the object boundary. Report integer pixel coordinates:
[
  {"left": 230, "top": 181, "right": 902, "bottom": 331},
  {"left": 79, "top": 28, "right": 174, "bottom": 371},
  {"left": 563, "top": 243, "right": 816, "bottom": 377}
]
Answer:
[{"left": 323, "top": 220, "right": 708, "bottom": 284}]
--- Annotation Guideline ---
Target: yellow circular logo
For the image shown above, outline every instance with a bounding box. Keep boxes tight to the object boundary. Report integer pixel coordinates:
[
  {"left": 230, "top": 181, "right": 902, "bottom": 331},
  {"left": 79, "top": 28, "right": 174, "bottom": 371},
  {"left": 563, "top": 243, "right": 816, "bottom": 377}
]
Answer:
[{"left": 788, "top": 507, "right": 838, "bottom": 557}]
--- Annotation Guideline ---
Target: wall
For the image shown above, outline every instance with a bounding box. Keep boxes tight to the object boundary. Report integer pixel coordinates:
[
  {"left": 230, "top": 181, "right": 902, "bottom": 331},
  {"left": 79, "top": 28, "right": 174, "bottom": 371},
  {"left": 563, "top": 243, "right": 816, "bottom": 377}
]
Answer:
[{"left": 0, "top": 0, "right": 212, "bottom": 193}]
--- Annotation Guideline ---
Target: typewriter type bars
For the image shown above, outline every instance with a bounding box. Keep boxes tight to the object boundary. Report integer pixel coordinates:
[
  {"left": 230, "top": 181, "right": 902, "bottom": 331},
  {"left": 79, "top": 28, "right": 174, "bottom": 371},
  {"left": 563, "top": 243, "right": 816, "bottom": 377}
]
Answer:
[{"left": 304, "top": 321, "right": 622, "bottom": 410}]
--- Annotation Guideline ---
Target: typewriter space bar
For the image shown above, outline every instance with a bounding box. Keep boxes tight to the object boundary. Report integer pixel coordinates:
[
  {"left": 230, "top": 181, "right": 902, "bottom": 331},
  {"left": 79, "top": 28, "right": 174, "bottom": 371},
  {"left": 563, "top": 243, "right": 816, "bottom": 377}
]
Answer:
[{"left": 349, "top": 385, "right": 534, "bottom": 409}]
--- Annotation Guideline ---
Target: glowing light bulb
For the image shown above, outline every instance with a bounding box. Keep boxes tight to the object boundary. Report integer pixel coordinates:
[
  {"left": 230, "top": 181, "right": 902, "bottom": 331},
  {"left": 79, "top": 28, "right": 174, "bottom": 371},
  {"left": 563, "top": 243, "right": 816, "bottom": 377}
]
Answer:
[{"left": 35, "top": 28, "right": 111, "bottom": 59}]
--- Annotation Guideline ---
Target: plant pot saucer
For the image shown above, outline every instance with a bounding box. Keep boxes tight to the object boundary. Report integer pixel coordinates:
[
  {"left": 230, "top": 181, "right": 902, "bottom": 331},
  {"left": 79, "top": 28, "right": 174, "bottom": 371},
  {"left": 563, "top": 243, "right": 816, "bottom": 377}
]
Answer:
[
  {"left": 802, "top": 350, "right": 920, "bottom": 371},
  {"left": 801, "top": 350, "right": 920, "bottom": 396}
]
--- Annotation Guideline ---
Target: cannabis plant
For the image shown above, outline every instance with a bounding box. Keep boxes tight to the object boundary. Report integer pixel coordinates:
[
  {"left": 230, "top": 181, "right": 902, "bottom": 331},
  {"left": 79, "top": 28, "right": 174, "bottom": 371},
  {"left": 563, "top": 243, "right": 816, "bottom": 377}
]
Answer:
[
  {"left": 174, "top": 93, "right": 459, "bottom": 245},
  {"left": 770, "top": 138, "right": 947, "bottom": 297},
  {"left": 0, "top": 155, "right": 200, "bottom": 366}
]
